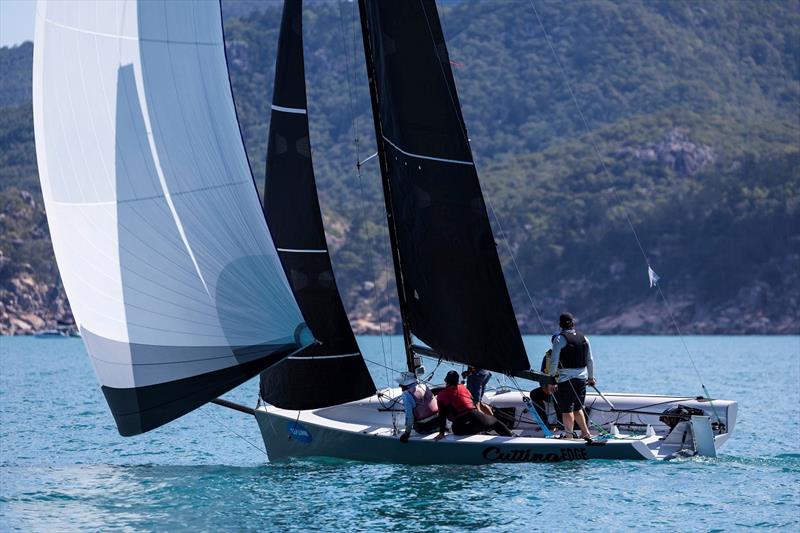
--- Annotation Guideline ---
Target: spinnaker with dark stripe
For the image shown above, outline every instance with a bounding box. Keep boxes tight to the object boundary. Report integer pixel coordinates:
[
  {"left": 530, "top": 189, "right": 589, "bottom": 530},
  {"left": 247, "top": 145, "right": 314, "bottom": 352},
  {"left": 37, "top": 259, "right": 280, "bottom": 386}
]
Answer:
[
  {"left": 358, "top": 0, "right": 530, "bottom": 372},
  {"left": 33, "top": 0, "right": 309, "bottom": 435},
  {"left": 260, "top": 0, "right": 376, "bottom": 410}
]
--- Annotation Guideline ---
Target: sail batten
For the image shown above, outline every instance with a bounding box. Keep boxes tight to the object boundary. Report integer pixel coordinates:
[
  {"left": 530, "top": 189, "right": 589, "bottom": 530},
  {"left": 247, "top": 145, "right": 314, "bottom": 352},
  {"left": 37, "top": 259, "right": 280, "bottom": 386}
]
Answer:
[
  {"left": 286, "top": 353, "right": 361, "bottom": 361},
  {"left": 259, "top": 0, "right": 376, "bottom": 410},
  {"left": 270, "top": 104, "right": 308, "bottom": 114},
  {"left": 276, "top": 248, "right": 328, "bottom": 254},
  {"left": 359, "top": 0, "right": 530, "bottom": 372},
  {"left": 33, "top": 0, "right": 307, "bottom": 435},
  {"left": 382, "top": 136, "right": 475, "bottom": 166}
]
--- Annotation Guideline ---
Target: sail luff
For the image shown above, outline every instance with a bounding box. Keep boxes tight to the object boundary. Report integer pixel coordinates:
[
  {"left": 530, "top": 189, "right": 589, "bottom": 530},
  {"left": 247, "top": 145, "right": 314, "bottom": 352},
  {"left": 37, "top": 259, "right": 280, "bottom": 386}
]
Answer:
[
  {"left": 259, "top": 0, "right": 376, "bottom": 409},
  {"left": 357, "top": 0, "right": 530, "bottom": 372}
]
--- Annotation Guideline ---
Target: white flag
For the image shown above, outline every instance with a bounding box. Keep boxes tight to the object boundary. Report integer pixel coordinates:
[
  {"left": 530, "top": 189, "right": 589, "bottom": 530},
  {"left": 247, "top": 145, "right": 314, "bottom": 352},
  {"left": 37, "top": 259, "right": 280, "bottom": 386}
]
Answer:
[{"left": 648, "top": 266, "right": 660, "bottom": 288}]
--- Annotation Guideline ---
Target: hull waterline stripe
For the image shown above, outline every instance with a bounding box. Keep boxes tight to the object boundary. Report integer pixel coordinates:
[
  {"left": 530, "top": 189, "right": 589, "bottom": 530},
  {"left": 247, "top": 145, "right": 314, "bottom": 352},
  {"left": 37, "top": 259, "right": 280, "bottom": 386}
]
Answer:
[
  {"left": 277, "top": 248, "right": 327, "bottom": 253},
  {"left": 287, "top": 353, "right": 360, "bottom": 360},
  {"left": 382, "top": 136, "right": 474, "bottom": 166},
  {"left": 271, "top": 104, "right": 307, "bottom": 115}
]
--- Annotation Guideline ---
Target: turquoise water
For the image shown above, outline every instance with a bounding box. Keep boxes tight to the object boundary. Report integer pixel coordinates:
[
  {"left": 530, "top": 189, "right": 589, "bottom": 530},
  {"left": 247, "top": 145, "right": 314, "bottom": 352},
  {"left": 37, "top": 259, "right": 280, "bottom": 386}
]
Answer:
[{"left": 1, "top": 335, "right": 798, "bottom": 531}]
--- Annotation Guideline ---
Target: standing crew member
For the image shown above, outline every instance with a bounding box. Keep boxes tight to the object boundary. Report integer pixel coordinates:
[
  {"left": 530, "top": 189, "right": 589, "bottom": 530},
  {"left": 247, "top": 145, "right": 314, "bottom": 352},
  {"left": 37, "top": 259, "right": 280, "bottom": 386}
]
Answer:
[
  {"left": 434, "top": 371, "right": 512, "bottom": 440},
  {"left": 549, "top": 312, "right": 596, "bottom": 440},
  {"left": 462, "top": 366, "right": 492, "bottom": 403},
  {"left": 462, "top": 366, "right": 494, "bottom": 416}
]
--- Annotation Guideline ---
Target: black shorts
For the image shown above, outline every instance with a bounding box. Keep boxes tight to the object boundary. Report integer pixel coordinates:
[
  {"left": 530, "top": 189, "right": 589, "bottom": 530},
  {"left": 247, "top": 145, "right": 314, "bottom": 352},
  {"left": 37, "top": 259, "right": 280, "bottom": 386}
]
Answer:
[
  {"left": 414, "top": 415, "right": 439, "bottom": 434},
  {"left": 555, "top": 378, "right": 586, "bottom": 413},
  {"left": 451, "top": 410, "right": 512, "bottom": 437}
]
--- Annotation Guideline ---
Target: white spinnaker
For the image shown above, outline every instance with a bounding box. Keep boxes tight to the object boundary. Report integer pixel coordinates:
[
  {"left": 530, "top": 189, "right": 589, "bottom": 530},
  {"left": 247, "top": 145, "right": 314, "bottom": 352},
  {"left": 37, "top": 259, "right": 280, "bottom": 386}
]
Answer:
[{"left": 33, "top": 0, "right": 305, "bottom": 428}]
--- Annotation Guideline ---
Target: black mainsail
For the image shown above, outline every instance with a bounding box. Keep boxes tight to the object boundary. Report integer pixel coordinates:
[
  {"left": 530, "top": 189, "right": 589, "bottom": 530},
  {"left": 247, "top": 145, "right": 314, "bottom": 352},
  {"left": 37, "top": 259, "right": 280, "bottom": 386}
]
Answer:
[
  {"left": 358, "top": 0, "right": 530, "bottom": 372},
  {"left": 260, "top": 0, "right": 376, "bottom": 409}
]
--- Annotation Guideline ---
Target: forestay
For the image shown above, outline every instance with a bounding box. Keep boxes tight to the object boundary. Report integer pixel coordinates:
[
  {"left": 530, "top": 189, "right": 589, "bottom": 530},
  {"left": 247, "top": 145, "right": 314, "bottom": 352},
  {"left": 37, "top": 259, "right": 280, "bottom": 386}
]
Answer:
[
  {"left": 359, "top": 0, "right": 529, "bottom": 372},
  {"left": 32, "top": 0, "right": 308, "bottom": 436},
  {"left": 260, "top": 0, "right": 375, "bottom": 409}
]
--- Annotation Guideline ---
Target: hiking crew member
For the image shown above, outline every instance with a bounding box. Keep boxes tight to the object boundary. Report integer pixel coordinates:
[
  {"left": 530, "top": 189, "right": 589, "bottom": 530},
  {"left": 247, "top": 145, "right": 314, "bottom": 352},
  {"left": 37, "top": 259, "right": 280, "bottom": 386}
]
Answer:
[
  {"left": 435, "top": 371, "right": 512, "bottom": 440},
  {"left": 396, "top": 372, "right": 439, "bottom": 443},
  {"left": 530, "top": 383, "right": 561, "bottom": 431},
  {"left": 549, "top": 313, "right": 595, "bottom": 440},
  {"left": 529, "top": 352, "right": 561, "bottom": 431}
]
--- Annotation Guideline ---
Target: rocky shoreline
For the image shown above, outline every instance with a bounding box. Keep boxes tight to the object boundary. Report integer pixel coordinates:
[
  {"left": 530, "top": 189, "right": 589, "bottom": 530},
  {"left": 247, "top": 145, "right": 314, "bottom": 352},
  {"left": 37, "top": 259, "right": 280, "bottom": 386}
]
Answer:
[
  {"left": 4, "top": 271, "right": 794, "bottom": 336},
  {"left": 0, "top": 273, "right": 77, "bottom": 336}
]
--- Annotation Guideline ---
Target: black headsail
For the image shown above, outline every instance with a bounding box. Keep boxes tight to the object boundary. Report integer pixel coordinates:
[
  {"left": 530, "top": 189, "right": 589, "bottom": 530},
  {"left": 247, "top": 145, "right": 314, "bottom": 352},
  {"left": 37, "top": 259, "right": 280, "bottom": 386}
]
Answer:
[
  {"left": 358, "top": 0, "right": 530, "bottom": 373},
  {"left": 260, "top": 0, "right": 376, "bottom": 409}
]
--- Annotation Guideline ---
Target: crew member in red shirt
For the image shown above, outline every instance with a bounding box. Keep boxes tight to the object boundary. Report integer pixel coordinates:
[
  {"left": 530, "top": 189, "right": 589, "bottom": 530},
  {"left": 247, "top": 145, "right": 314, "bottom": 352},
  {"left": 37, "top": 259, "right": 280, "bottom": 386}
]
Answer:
[{"left": 434, "top": 370, "right": 512, "bottom": 440}]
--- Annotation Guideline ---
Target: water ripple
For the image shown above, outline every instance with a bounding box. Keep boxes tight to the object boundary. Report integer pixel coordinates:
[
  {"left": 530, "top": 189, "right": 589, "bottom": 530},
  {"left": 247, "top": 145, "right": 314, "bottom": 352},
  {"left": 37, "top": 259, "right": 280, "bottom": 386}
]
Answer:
[{"left": 2, "top": 336, "right": 799, "bottom": 531}]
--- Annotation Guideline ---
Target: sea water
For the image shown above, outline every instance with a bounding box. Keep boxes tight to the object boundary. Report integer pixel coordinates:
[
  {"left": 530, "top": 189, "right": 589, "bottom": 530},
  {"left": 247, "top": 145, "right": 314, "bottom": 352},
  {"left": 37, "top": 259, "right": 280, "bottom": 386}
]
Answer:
[{"left": 1, "top": 335, "right": 798, "bottom": 531}]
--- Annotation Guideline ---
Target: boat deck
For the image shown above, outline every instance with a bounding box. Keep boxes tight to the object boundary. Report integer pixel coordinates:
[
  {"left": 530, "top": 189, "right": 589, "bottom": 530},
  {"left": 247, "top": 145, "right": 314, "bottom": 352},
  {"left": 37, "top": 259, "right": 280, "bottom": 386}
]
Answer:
[{"left": 255, "top": 388, "right": 737, "bottom": 463}]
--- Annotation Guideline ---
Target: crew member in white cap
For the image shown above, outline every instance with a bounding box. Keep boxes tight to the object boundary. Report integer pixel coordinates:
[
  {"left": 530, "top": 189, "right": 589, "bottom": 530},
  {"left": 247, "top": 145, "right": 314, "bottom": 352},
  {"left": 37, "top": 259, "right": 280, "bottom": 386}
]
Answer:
[{"left": 395, "top": 371, "right": 439, "bottom": 443}]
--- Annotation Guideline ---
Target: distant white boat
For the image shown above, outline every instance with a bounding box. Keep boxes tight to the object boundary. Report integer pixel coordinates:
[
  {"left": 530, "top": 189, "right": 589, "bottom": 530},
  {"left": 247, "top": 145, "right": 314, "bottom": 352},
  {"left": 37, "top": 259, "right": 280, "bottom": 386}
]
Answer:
[{"left": 34, "top": 330, "right": 66, "bottom": 338}]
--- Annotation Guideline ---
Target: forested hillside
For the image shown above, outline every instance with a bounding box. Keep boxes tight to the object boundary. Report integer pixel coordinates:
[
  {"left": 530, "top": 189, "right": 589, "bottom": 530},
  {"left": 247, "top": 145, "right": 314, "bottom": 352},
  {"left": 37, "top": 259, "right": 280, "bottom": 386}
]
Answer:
[{"left": 1, "top": 0, "right": 798, "bottom": 335}]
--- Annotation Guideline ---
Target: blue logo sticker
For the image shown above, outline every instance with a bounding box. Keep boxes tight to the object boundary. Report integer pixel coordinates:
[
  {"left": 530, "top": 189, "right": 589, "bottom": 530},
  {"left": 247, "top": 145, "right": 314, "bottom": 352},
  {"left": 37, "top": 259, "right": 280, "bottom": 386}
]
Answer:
[{"left": 287, "top": 421, "right": 312, "bottom": 443}]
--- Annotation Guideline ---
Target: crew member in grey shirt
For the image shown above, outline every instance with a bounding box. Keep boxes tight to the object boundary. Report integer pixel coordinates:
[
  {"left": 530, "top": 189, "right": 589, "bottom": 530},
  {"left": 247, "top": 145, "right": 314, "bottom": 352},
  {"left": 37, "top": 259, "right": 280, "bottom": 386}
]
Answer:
[{"left": 549, "top": 312, "right": 596, "bottom": 440}]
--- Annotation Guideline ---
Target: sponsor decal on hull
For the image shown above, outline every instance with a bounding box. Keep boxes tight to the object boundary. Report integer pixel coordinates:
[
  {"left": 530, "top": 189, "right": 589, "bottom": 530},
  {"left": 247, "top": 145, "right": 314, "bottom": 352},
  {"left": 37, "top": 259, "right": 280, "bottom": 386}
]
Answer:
[
  {"left": 482, "top": 446, "right": 589, "bottom": 463},
  {"left": 288, "top": 421, "right": 312, "bottom": 443}
]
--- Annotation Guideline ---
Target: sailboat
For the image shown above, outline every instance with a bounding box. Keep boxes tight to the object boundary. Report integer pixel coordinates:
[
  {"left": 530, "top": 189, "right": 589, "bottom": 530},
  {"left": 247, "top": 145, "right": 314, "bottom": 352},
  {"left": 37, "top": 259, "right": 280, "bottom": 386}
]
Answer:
[
  {"left": 253, "top": 0, "right": 737, "bottom": 463},
  {"left": 32, "top": 0, "right": 737, "bottom": 462}
]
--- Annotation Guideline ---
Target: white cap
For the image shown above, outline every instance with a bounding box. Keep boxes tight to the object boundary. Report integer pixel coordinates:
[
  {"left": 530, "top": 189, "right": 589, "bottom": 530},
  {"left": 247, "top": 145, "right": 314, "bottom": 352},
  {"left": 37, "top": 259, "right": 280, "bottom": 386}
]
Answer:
[{"left": 394, "top": 371, "right": 417, "bottom": 387}]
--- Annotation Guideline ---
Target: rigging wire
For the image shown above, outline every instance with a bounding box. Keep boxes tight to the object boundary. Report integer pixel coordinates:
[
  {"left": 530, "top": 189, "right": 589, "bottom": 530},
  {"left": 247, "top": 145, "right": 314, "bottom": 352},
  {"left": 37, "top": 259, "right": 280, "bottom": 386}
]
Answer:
[
  {"left": 422, "top": 357, "right": 444, "bottom": 384},
  {"left": 508, "top": 375, "right": 613, "bottom": 437},
  {"left": 353, "top": 0, "right": 397, "bottom": 374},
  {"left": 288, "top": 410, "right": 303, "bottom": 441},
  {"left": 485, "top": 198, "right": 548, "bottom": 333},
  {"left": 204, "top": 408, "right": 267, "bottom": 457},
  {"left": 523, "top": 0, "right": 715, "bottom": 402},
  {"left": 655, "top": 283, "right": 723, "bottom": 423},
  {"left": 525, "top": 0, "right": 652, "bottom": 266},
  {"left": 362, "top": 356, "right": 404, "bottom": 375},
  {"left": 336, "top": 0, "right": 392, "bottom": 388},
  {"left": 424, "top": 1, "right": 549, "bottom": 336}
]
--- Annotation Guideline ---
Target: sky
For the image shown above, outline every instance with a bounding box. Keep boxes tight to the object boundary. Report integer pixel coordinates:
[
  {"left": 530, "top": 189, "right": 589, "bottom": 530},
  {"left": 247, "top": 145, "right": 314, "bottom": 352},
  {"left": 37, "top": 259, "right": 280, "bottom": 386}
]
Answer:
[
  {"left": 0, "top": 0, "right": 299, "bottom": 48},
  {"left": 0, "top": 0, "right": 36, "bottom": 47}
]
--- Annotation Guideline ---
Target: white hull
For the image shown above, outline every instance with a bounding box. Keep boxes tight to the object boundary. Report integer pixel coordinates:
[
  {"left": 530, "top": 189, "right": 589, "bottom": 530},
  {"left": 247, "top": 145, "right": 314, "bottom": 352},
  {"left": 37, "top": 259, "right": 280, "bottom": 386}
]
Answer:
[{"left": 255, "top": 389, "right": 737, "bottom": 464}]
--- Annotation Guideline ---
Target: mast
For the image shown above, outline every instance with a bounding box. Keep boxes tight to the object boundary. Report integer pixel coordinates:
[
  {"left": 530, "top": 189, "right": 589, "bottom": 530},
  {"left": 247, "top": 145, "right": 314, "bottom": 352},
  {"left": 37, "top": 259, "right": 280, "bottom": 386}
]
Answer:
[{"left": 357, "top": 0, "right": 415, "bottom": 373}]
